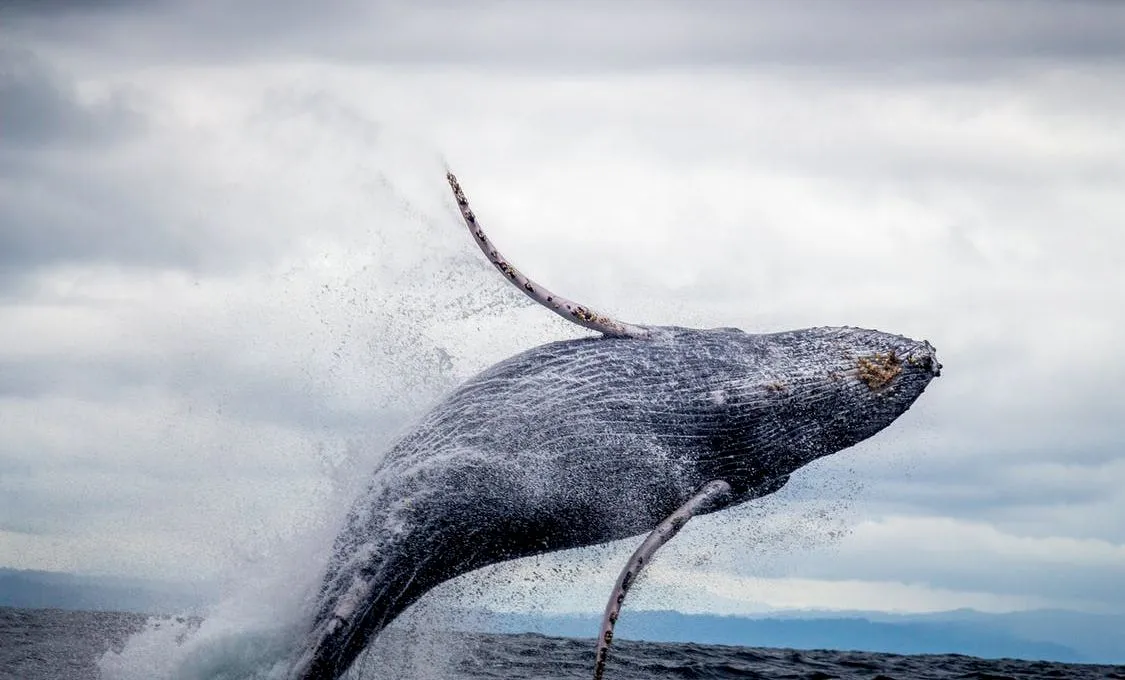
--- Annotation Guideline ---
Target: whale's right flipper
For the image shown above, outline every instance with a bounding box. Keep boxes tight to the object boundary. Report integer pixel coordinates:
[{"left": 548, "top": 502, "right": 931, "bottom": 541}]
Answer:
[{"left": 592, "top": 480, "right": 732, "bottom": 680}]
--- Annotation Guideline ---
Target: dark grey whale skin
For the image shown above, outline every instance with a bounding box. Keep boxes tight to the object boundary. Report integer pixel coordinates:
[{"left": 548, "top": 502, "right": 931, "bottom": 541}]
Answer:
[{"left": 291, "top": 325, "right": 940, "bottom": 679}]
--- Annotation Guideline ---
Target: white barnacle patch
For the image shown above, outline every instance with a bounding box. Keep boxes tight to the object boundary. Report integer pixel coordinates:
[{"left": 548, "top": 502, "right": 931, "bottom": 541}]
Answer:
[{"left": 708, "top": 389, "right": 728, "bottom": 405}]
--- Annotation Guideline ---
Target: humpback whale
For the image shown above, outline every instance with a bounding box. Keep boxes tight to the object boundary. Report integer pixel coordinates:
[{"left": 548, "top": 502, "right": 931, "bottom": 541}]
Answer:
[{"left": 286, "top": 173, "right": 941, "bottom": 679}]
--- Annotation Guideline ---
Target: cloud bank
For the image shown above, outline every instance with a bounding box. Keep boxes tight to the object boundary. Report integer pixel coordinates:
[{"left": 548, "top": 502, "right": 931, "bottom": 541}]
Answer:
[{"left": 1, "top": 1, "right": 1123, "bottom": 620}]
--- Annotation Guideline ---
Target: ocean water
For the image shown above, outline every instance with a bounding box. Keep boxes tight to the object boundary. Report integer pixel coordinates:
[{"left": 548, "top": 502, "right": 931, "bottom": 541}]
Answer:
[{"left": 3, "top": 607, "right": 1123, "bottom": 680}]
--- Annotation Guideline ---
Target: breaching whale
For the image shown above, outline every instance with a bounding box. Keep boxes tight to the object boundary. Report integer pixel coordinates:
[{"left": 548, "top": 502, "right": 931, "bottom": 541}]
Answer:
[{"left": 286, "top": 172, "right": 941, "bottom": 679}]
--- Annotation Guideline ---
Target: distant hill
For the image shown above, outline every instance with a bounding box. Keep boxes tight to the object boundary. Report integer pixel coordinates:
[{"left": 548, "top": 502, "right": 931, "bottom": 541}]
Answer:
[
  {"left": 3, "top": 568, "right": 1121, "bottom": 665},
  {"left": 878, "top": 608, "right": 1125, "bottom": 667},
  {"left": 0, "top": 568, "right": 214, "bottom": 614},
  {"left": 475, "top": 609, "right": 1125, "bottom": 665}
]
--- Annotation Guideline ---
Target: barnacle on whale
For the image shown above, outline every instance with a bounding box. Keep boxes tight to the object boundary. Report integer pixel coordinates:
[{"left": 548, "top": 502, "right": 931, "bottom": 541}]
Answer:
[{"left": 856, "top": 352, "right": 903, "bottom": 390}]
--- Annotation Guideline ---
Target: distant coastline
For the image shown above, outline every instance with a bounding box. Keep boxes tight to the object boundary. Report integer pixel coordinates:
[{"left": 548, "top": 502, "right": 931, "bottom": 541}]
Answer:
[
  {"left": 0, "top": 567, "right": 215, "bottom": 615},
  {"left": 2, "top": 567, "right": 1121, "bottom": 665},
  {"left": 475, "top": 609, "right": 1109, "bottom": 664}
]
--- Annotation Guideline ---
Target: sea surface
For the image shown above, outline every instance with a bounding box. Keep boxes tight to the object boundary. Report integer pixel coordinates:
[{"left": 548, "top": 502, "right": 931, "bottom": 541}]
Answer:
[{"left": 3, "top": 606, "right": 1124, "bottom": 680}]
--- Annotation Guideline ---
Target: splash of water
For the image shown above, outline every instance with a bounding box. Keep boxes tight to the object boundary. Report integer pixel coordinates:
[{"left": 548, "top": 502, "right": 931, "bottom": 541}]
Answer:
[{"left": 95, "top": 118, "right": 534, "bottom": 679}]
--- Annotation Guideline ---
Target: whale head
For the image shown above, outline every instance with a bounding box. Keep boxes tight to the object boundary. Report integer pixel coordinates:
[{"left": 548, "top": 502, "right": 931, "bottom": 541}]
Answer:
[{"left": 683, "top": 325, "right": 940, "bottom": 497}]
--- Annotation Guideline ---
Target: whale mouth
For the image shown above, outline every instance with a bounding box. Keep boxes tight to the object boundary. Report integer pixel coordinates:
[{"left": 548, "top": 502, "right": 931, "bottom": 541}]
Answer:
[{"left": 907, "top": 340, "right": 942, "bottom": 378}]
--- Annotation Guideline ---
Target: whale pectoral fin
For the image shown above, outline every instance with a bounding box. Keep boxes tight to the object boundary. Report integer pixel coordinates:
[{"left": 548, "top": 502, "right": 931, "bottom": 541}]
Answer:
[
  {"left": 592, "top": 480, "right": 732, "bottom": 680},
  {"left": 445, "top": 171, "right": 650, "bottom": 339}
]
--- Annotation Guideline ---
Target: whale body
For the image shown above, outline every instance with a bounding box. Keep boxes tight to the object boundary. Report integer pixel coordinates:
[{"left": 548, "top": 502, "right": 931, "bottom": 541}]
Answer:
[{"left": 288, "top": 324, "right": 940, "bottom": 678}]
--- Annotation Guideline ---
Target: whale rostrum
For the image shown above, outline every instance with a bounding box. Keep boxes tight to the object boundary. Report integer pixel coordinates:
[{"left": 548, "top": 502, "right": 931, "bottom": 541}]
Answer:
[{"left": 286, "top": 172, "right": 941, "bottom": 680}]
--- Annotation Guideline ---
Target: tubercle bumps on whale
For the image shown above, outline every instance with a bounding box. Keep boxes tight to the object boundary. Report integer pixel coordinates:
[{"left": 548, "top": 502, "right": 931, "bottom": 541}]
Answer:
[{"left": 286, "top": 173, "right": 941, "bottom": 680}]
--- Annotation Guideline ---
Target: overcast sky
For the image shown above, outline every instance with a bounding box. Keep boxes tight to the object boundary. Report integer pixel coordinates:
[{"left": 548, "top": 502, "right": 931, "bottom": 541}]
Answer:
[{"left": 2, "top": 0, "right": 1124, "bottom": 629}]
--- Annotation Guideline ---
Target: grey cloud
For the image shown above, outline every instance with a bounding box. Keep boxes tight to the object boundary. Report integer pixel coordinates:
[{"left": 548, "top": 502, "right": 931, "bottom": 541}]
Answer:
[
  {"left": 854, "top": 457, "right": 1125, "bottom": 541},
  {"left": 0, "top": 49, "right": 175, "bottom": 281},
  {"left": 0, "top": 0, "right": 140, "bottom": 16},
  {"left": 0, "top": 337, "right": 441, "bottom": 435},
  {"left": 0, "top": 462, "right": 327, "bottom": 583},
  {"left": 0, "top": 66, "right": 388, "bottom": 285},
  {"left": 690, "top": 487, "right": 1125, "bottom": 610},
  {"left": 5, "top": 1, "right": 1125, "bottom": 73},
  {"left": 790, "top": 550, "right": 1124, "bottom": 611},
  {"left": 771, "top": 531, "right": 1125, "bottom": 610},
  {"left": 0, "top": 161, "right": 205, "bottom": 275},
  {"left": 0, "top": 48, "right": 139, "bottom": 150}
]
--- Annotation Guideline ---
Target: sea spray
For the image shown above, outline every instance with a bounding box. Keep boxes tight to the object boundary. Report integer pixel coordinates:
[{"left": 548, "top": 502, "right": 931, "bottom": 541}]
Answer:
[{"left": 93, "top": 132, "right": 539, "bottom": 679}]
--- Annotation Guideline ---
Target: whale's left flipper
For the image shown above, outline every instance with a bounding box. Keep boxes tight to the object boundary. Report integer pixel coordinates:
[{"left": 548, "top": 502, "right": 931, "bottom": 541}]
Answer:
[
  {"left": 446, "top": 170, "right": 650, "bottom": 339},
  {"left": 593, "top": 480, "right": 733, "bottom": 680}
]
